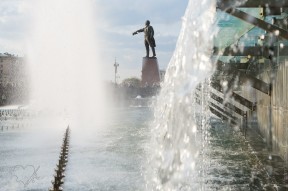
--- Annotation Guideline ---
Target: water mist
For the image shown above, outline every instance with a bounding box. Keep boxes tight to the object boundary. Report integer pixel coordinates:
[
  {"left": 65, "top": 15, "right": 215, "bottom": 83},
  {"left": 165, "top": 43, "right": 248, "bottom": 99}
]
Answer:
[
  {"left": 145, "top": 0, "right": 216, "bottom": 190},
  {"left": 27, "top": 0, "right": 106, "bottom": 129}
]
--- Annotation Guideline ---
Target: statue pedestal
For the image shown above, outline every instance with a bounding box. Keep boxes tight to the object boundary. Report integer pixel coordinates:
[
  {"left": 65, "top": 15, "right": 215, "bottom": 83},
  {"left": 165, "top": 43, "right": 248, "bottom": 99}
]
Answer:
[{"left": 141, "top": 57, "right": 160, "bottom": 87}]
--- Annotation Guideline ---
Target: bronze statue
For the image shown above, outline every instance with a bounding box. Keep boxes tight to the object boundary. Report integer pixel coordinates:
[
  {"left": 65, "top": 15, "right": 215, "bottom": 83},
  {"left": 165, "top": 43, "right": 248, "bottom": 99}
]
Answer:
[{"left": 133, "top": 20, "right": 156, "bottom": 58}]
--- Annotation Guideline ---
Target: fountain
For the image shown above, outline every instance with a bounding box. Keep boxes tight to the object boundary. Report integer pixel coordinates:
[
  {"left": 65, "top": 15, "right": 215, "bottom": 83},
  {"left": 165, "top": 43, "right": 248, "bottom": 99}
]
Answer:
[
  {"left": 0, "top": 1, "right": 110, "bottom": 190},
  {"left": 2, "top": 0, "right": 284, "bottom": 190},
  {"left": 27, "top": 0, "right": 107, "bottom": 128},
  {"left": 145, "top": 0, "right": 217, "bottom": 190}
]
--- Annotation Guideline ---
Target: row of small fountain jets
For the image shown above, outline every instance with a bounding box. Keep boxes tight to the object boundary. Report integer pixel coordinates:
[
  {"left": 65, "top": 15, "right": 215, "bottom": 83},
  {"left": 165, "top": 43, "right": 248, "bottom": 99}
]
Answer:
[{"left": 49, "top": 126, "right": 70, "bottom": 191}]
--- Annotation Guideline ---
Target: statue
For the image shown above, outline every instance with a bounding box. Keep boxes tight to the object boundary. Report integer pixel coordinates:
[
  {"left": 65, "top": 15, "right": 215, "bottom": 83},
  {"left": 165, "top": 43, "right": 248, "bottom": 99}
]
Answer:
[{"left": 133, "top": 20, "right": 156, "bottom": 58}]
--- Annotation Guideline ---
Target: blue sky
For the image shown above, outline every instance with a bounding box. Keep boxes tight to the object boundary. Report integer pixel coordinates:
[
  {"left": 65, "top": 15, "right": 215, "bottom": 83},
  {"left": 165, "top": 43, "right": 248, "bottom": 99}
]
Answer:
[{"left": 0, "top": 0, "right": 188, "bottom": 81}]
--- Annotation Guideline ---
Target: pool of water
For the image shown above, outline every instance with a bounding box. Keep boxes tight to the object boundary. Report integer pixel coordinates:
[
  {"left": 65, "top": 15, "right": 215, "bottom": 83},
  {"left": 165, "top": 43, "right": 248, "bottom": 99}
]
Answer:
[
  {"left": 64, "top": 107, "right": 153, "bottom": 191},
  {"left": 0, "top": 107, "right": 285, "bottom": 190},
  {"left": 206, "top": 119, "right": 270, "bottom": 191}
]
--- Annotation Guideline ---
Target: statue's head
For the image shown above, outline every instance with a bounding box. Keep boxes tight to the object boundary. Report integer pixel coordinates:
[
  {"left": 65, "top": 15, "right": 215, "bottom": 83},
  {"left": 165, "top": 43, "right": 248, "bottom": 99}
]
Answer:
[{"left": 145, "top": 20, "right": 150, "bottom": 26}]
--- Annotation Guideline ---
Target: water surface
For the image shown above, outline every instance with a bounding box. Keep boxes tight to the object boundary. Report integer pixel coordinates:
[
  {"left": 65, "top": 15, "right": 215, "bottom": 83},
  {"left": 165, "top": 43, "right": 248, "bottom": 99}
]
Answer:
[{"left": 0, "top": 108, "right": 280, "bottom": 191}]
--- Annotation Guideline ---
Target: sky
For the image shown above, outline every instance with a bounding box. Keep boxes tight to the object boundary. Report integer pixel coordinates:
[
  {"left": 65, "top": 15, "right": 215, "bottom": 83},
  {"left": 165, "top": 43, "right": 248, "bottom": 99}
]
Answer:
[{"left": 0, "top": 0, "right": 189, "bottom": 81}]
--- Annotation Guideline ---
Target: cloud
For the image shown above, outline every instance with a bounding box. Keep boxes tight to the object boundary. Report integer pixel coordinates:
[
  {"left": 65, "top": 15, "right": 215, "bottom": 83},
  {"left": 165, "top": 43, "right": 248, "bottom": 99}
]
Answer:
[
  {"left": 0, "top": 0, "right": 189, "bottom": 80},
  {"left": 95, "top": 0, "right": 188, "bottom": 80},
  {"left": 93, "top": 0, "right": 188, "bottom": 25},
  {"left": 0, "top": 0, "right": 33, "bottom": 54}
]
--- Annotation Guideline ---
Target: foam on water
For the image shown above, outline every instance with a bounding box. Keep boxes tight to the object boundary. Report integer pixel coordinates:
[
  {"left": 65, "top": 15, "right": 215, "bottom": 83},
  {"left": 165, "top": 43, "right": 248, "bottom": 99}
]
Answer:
[{"left": 145, "top": 0, "right": 216, "bottom": 190}]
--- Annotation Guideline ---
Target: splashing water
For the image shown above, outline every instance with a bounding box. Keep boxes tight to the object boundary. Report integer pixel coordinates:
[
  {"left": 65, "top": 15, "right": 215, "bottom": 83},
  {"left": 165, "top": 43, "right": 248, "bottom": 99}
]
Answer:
[
  {"left": 145, "top": 0, "right": 216, "bottom": 190},
  {"left": 27, "top": 0, "right": 107, "bottom": 128}
]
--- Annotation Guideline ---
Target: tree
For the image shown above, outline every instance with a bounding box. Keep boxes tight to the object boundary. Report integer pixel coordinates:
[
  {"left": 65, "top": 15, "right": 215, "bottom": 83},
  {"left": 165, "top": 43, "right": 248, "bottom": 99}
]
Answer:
[{"left": 121, "top": 77, "right": 141, "bottom": 87}]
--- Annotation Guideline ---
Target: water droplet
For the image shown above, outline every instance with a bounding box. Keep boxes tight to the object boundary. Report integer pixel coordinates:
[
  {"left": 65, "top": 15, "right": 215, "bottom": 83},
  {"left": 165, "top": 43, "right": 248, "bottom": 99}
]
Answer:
[
  {"left": 274, "top": 30, "right": 280, "bottom": 36},
  {"left": 192, "top": 125, "right": 197, "bottom": 133},
  {"left": 184, "top": 134, "right": 190, "bottom": 143},
  {"left": 222, "top": 81, "right": 228, "bottom": 87}
]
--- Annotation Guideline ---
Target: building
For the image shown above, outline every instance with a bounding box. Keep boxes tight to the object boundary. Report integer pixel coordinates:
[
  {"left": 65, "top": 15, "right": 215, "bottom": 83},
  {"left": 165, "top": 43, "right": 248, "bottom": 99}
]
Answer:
[
  {"left": 0, "top": 53, "right": 28, "bottom": 105},
  {"left": 159, "top": 70, "right": 166, "bottom": 82},
  {"left": 212, "top": 1, "right": 288, "bottom": 162}
]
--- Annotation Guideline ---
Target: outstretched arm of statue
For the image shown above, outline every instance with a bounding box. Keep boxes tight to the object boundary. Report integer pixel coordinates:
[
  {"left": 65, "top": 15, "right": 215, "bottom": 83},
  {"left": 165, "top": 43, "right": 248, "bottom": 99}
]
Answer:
[{"left": 132, "top": 28, "right": 144, "bottom": 35}]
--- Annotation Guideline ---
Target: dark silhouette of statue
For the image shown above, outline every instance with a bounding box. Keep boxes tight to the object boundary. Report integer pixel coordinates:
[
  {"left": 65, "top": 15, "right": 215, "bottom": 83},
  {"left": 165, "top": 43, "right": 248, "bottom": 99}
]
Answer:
[{"left": 133, "top": 20, "right": 156, "bottom": 58}]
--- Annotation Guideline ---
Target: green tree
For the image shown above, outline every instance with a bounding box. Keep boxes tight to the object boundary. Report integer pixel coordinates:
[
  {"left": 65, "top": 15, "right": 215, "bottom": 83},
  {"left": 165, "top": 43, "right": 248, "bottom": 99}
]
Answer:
[{"left": 121, "top": 77, "right": 141, "bottom": 87}]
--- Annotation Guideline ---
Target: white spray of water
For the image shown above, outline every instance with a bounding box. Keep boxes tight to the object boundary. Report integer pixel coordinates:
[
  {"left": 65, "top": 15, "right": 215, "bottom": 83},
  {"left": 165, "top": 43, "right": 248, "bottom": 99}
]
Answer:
[
  {"left": 146, "top": 0, "right": 216, "bottom": 190},
  {"left": 27, "top": 0, "right": 106, "bottom": 128}
]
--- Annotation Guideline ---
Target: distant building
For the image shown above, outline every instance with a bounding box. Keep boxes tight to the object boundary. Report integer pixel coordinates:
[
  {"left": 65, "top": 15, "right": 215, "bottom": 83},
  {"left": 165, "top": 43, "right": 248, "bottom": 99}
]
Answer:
[
  {"left": 159, "top": 69, "right": 166, "bottom": 82},
  {"left": 0, "top": 53, "right": 27, "bottom": 86},
  {"left": 0, "top": 53, "right": 28, "bottom": 105}
]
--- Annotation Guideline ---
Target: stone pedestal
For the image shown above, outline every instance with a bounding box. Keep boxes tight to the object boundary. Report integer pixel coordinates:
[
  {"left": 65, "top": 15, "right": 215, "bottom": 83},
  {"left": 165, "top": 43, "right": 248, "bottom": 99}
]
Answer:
[{"left": 141, "top": 57, "right": 160, "bottom": 87}]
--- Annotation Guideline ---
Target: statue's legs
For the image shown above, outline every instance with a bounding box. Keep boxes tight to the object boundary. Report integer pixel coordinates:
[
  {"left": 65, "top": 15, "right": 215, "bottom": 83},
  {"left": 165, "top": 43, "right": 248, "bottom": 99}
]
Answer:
[
  {"left": 145, "top": 40, "right": 149, "bottom": 57},
  {"left": 151, "top": 46, "right": 156, "bottom": 57}
]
